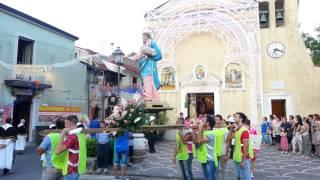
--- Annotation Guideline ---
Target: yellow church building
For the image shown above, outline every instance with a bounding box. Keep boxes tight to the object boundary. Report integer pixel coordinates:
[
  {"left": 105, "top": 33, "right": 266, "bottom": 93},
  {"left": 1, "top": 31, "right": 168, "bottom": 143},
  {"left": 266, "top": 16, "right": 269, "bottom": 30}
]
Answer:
[{"left": 144, "top": 0, "right": 320, "bottom": 125}]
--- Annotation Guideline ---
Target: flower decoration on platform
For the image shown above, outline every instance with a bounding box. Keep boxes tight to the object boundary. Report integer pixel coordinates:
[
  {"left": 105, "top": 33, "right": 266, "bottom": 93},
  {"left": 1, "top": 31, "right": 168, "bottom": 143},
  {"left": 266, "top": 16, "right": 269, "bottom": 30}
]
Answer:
[{"left": 108, "top": 102, "right": 149, "bottom": 132}]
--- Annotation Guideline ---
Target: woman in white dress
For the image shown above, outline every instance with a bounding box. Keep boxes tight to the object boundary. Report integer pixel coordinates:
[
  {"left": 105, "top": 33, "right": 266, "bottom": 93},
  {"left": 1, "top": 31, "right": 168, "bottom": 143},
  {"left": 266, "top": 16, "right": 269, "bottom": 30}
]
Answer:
[
  {"left": 0, "top": 117, "right": 17, "bottom": 176},
  {"left": 15, "top": 119, "right": 27, "bottom": 154}
]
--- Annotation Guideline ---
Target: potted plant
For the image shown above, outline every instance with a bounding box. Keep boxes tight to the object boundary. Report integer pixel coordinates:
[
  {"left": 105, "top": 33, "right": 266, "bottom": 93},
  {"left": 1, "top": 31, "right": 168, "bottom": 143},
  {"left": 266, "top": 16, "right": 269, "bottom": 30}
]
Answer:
[{"left": 86, "top": 138, "right": 97, "bottom": 174}]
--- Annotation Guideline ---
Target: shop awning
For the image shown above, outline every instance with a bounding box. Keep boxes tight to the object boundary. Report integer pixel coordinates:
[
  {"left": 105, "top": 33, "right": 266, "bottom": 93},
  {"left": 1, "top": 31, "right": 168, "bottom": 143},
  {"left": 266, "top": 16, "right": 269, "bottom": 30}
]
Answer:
[{"left": 103, "top": 61, "right": 126, "bottom": 74}]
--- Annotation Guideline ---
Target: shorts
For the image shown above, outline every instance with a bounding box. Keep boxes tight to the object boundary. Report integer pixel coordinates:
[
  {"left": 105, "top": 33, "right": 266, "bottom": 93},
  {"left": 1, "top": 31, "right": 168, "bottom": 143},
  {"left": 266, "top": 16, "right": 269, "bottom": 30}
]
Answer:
[{"left": 114, "top": 151, "right": 128, "bottom": 166}]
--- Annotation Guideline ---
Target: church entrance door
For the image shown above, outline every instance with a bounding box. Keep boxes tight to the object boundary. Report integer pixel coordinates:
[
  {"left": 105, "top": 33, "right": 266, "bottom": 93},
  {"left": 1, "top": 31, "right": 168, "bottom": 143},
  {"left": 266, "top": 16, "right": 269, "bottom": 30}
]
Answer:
[{"left": 187, "top": 93, "right": 214, "bottom": 119}]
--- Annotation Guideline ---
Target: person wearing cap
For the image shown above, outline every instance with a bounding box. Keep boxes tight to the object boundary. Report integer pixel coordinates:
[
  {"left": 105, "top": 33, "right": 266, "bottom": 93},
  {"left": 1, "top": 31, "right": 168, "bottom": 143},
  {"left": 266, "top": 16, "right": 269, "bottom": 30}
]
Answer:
[
  {"left": 49, "top": 120, "right": 57, "bottom": 130},
  {"left": 55, "top": 115, "right": 87, "bottom": 180},
  {"left": 172, "top": 118, "right": 195, "bottom": 180},
  {"left": 213, "top": 115, "right": 228, "bottom": 180},
  {"left": 147, "top": 116, "right": 157, "bottom": 153},
  {"left": 225, "top": 115, "right": 235, "bottom": 159},
  {"left": 15, "top": 119, "right": 27, "bottom": 154}
]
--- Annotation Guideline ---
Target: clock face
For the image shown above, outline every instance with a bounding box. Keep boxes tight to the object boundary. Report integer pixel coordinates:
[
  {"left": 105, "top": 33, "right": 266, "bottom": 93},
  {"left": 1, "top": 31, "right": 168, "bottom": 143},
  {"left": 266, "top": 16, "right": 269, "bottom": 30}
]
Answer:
[{"left": 267, "top": 42, "right": 286, "bottom": 58}]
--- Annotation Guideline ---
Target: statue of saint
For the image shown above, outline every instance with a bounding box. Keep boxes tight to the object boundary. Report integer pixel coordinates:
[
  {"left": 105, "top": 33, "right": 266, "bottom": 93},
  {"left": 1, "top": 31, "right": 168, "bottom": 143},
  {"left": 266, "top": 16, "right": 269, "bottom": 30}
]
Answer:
[{"left": 133, "top": 31, "right": 162, "bottom": 101}]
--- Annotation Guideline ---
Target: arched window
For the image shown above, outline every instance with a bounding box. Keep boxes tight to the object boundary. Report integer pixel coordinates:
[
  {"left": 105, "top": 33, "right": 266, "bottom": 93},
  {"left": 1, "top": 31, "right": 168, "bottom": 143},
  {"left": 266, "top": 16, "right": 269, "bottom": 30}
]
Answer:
[
  {"left": 259, "top": 2, "right": 269, "bottom": 28},
  {"left": 275, "top": 0, "right": 285, "bottom": 27}
]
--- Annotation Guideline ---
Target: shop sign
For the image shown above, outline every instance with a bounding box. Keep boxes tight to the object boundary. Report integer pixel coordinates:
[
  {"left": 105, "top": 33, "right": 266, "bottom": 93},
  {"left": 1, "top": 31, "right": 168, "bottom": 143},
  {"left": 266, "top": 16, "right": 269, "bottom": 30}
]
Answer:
[{"left": 38, "top": 106, "right": 81, "bottom": 122}]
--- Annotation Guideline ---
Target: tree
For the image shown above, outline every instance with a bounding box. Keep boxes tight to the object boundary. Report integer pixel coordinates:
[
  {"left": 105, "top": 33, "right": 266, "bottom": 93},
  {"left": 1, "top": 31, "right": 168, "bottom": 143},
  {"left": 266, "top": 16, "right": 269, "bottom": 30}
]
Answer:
[{"left": 302, "top": 25, "right": 320, "bottom": 66}]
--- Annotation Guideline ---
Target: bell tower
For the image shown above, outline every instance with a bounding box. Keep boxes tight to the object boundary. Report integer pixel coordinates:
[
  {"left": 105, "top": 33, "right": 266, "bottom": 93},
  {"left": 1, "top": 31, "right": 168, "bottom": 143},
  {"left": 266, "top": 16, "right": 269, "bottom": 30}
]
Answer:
[
  {"left": 259, "top": 0, "right": 320, "bottom": 117},
  {"left": 258, "top": 0, "right": 300, "bottom": 32}
]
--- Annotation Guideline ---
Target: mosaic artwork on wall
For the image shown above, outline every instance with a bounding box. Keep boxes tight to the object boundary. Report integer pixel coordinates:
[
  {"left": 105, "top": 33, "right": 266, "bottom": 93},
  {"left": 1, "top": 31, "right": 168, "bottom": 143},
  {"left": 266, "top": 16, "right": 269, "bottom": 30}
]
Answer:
[
  {"left": 225, "top": 63, "right": 243, "bottom": 89},
  {"left": 194, "top": 64, "right": 206, "bottom": 80},
  {"left": 160, "top": 66, "right": 176, "bottom": 91}
]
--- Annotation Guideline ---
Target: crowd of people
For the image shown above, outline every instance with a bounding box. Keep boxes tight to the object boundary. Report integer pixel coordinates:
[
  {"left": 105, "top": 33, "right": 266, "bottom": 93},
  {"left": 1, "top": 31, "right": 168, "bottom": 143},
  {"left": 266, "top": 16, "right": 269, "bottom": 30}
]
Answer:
[
  {"left": 174, "top": 112, "right": 259, "bottom": 180},
  {"left": 2, "top": 110, "right": 320, "bottom": 180},
  {"left": 261, "top": 114, "right": 320, "bottom": 158},
  {"left": 36, "top": 114, "right": 135, "bottom": 180}
]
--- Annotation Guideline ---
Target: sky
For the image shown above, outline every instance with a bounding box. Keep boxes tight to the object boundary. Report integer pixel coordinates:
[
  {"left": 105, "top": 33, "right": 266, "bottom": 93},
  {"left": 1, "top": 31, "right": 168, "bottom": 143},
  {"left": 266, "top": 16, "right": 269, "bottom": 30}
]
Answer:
[{"left": 1, "top": 0, "right": 319, "bottom": 55}]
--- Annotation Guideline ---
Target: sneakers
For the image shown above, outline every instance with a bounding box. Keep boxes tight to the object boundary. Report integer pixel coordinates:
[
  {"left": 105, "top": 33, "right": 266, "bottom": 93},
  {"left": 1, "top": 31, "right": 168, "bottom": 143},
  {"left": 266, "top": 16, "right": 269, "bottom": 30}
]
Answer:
[
  {"left": 113, "top": 176, "right": 129, "bottom": 180},
  {"left": 121, "top": 176, "right": 130, "bottom": 180},
  {"left": 103, "top": 168, "right": 108, "bottom": 174},
  {"left": 95, "top": 168, "right": 103, "bottom": 174}
]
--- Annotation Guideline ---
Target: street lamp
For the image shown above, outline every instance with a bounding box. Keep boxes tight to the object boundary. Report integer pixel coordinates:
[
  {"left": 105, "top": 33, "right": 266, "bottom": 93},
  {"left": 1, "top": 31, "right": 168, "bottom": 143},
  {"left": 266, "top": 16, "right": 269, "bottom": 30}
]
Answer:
[{"left": 112, "top": 47, "right": 124, "bottom": 98}]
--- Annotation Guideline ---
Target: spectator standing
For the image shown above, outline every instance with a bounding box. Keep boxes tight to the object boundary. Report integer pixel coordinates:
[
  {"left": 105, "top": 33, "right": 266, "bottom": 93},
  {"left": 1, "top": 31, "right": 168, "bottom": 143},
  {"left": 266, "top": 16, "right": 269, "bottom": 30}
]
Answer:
[
  {"left": 89, "top": 114, "right": 100, "bottom": 139},
  {"left": 269, "top": 115, "right": 275, "bottom": 145},
  {"left": 96, "top": 121, "right": 111, "bottom": 174},
  {"left": 261, "top": 117, "right": 270, "bottom": 144},
  {"left": 312, "top": 114, "right": 320, "bottom": 157},
  {"left": 280, "top": 128, "right": 289, "bottom": 154},
  {"left": 287, "top": 115, "right": 294, "bottom": 151},
  {"left": 272, "top": 114, "right": 282, "bottom": 149},
  {"left": 292, "top": 115, "right": 303, "bottom": 154},
  {"left": 300, "top": 118, "right": 312, "bottom": 158}
]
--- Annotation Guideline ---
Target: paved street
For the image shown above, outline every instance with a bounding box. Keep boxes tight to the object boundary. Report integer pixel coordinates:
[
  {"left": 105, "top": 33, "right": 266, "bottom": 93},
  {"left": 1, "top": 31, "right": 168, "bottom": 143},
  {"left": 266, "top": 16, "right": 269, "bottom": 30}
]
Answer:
[
  {"left": 3, "top": 141, "right": 320, "bottom": 180},
  {"left": 1, "top": 145, "right": 42, "bottom": 180},
  {"left": 116, "top": 141, "right": 320, "bottom": 180}
]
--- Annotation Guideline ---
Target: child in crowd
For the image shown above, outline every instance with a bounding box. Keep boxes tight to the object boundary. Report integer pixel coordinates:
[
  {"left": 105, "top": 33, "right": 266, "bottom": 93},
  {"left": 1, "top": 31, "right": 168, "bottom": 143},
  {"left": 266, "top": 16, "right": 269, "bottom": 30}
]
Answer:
[
  {"left": 280, "top": 128, "right": 289, "bottom": 154},
  {"left": 113, "top": 131, "right": 129, "bottom": 180},
  {"left": 96, "top": 121, "right": 111, "bottom": 174},
  {"left": 173, "top": 118, "right": 194, "bottom": 180}
]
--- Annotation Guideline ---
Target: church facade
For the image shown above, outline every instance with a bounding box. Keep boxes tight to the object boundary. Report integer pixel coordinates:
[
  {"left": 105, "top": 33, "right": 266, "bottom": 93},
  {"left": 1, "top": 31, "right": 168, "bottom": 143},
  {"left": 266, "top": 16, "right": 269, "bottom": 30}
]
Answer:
[{"left": 145, "top": 0, "right": 320, "bottom": 125}]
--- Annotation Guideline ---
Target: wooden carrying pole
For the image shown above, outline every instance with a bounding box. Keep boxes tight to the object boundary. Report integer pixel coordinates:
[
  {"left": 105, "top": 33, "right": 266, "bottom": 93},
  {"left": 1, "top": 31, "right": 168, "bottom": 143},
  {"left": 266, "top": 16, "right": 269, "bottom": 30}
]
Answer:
[
  {"left": 40, "top": 125, "right": 184, "bottom": 136},
  {"left": 39, "top": 124, "right": 235, "bottom": 136}
]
